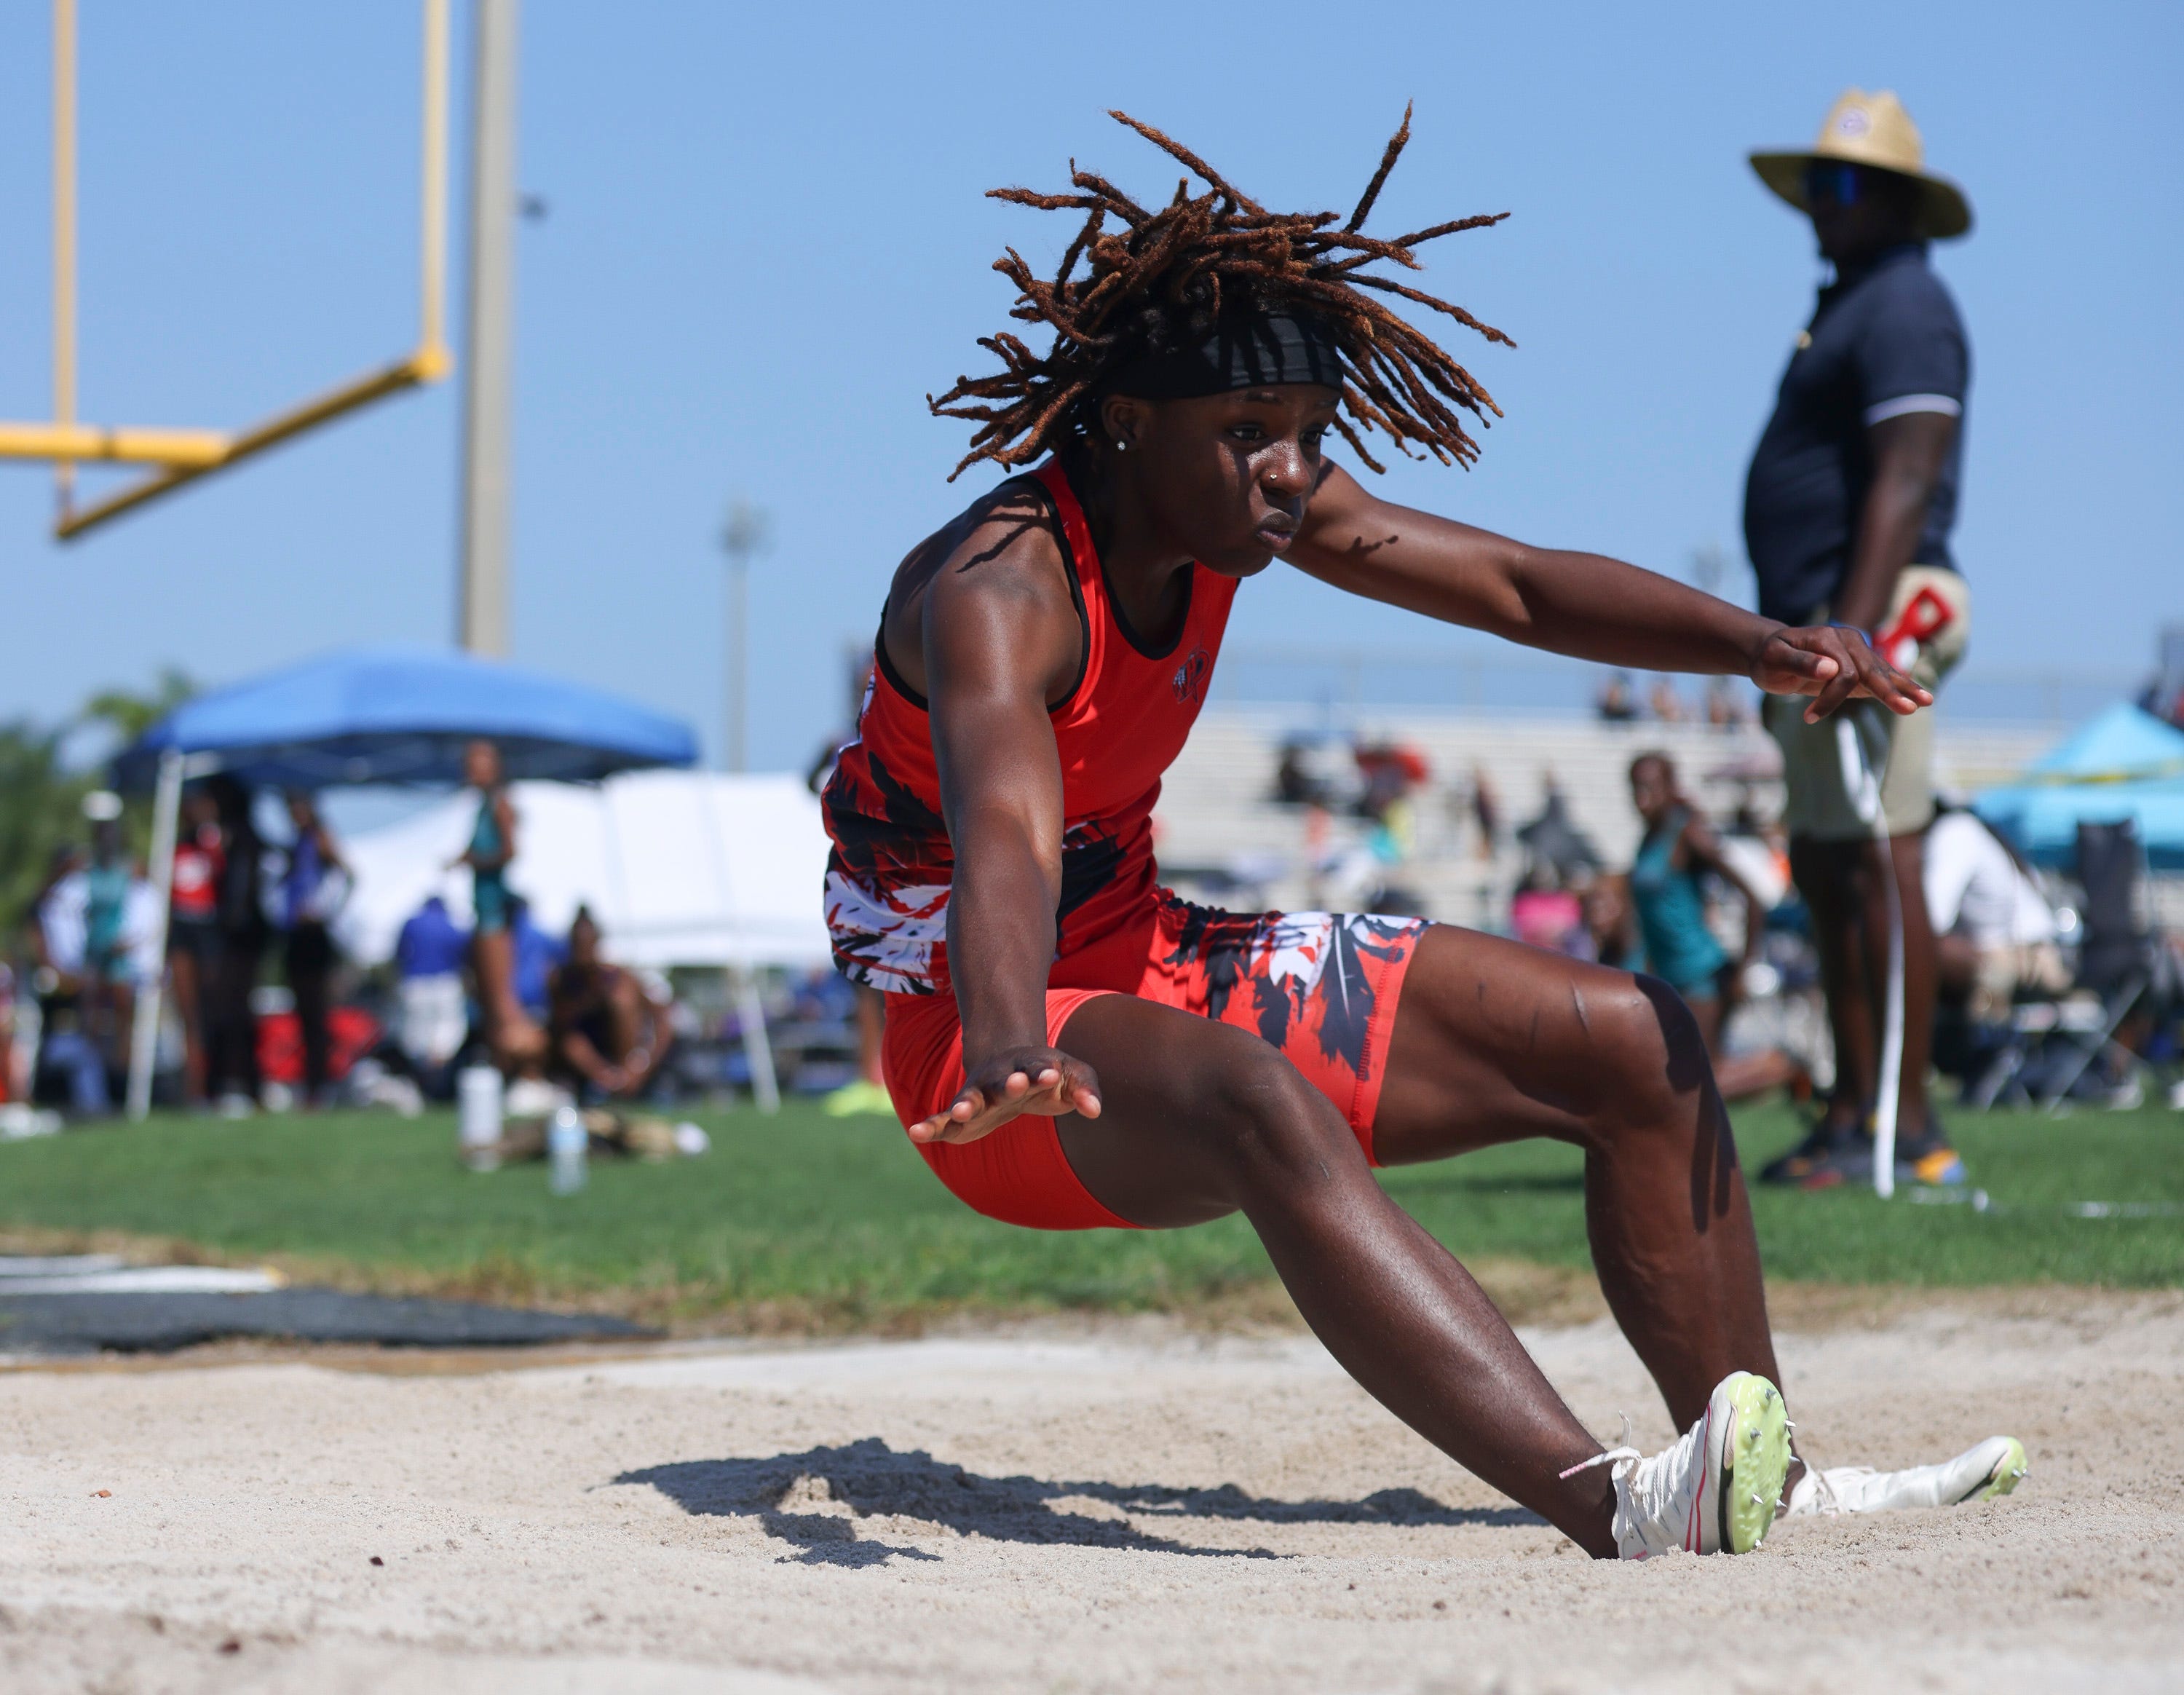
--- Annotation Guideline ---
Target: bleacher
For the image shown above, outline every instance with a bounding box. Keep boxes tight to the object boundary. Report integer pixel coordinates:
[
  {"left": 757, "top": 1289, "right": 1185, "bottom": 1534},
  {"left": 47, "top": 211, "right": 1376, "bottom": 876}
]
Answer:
[{"left": 1152, "top": 707, "right": 2058, "bottom": 925}]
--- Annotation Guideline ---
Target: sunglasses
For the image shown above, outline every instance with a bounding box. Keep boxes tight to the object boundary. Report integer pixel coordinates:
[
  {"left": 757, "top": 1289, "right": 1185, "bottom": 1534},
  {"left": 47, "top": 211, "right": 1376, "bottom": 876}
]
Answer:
[{"left": 1803, "top": 161, "right": 1864, "bottom": 207}]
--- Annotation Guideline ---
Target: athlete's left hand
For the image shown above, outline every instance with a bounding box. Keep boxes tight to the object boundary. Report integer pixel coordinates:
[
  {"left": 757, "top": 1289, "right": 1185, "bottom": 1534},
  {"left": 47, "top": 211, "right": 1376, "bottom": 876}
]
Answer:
[
  {"left": 1750, "top": 625, "right": 1931, "bottom": 724},
  {"left": 910, "top": 1044, "right": 1103, "bottom": 1146}
]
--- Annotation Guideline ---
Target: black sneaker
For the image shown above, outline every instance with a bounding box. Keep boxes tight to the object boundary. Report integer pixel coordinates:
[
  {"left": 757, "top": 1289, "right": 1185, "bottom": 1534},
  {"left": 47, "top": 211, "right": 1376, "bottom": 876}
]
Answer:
[
  {"left": 1759, "top": 1120, "right": 1859, "bottom": 1185},
  {"left": 1891, "top": 1118, "right": 1967, "bottom": 1188},
  {"left": 1795, "top": 1136, "right": 1875, "bottom": 1190},
  {"left": 1798, "top": 1120, "right": 1967, "bottom": 1191}
]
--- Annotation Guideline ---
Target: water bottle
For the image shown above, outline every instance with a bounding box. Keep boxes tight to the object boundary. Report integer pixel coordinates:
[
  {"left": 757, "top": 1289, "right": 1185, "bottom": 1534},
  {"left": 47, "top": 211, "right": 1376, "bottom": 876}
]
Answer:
[
  {"left": 547, "top": 1104, "right": 588, "bottom": 1196},
  {"left": 456, "top": 1065, "right": 504, "bottom": 1171}
]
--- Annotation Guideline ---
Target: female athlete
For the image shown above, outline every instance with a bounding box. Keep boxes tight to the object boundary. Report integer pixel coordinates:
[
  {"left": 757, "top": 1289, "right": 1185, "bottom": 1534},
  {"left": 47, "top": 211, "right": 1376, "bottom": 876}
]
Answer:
[{"left": 821, "top": 111, "right": 2022, "bottom": 1559}]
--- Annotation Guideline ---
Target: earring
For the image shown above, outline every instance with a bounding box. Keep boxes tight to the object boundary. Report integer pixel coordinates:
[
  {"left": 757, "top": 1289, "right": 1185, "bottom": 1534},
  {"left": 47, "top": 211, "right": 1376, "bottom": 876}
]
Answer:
[{"left": 1114, "top": 439, "right": 1127, "bottom": 452}]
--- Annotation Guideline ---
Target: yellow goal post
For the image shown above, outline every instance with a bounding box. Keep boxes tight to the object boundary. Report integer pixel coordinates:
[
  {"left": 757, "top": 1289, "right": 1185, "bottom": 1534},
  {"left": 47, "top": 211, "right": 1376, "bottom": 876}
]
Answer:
[{"left": 0, "top": 0, "right": 453, "bottom": 540}]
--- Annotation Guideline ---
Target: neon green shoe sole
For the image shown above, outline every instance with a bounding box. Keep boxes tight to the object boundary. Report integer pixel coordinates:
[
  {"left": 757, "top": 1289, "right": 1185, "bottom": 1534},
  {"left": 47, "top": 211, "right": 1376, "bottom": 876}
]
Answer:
[
  {"left": 1712, "top": 1372, "right": 1792, "bottom": 1554},
  {"left": 1966, "top": 1436, "right": 2029, "bottom": 1503}
]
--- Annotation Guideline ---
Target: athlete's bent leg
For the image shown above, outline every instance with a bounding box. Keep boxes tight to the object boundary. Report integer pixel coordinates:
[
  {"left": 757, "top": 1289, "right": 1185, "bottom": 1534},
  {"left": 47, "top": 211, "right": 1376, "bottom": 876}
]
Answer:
[
  {"left": 1051, "top": 992, "right": 1623, "bottom": 1557},
  {"left": 1374, "top": 926, "right": 1784, "bottom": 1436}
]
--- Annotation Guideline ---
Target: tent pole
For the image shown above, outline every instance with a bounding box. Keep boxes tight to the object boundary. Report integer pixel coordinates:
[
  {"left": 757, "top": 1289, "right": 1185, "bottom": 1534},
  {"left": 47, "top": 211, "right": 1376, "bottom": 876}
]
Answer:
[
  {"left": 732, "top": 962, "right": 779, "bottom": 1114},
  {"left": 126, "top": 748, "right": 185, "bottom": 1121}
]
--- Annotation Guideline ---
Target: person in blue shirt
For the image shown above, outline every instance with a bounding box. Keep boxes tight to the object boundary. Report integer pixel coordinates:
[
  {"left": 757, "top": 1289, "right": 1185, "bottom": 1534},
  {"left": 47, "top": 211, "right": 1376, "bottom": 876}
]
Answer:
[
  {"left": 506, "top": 896, "right": 566, "bottom": 1025},
  {"left": 395, "top": 892, "right": 470, "bottom": 1093},
  {"left": 396, "top": 893, "right": 469, "bottom": 980},
  {"left": 1743, "top": 90, "right": 1974, "bottom": 1189}
]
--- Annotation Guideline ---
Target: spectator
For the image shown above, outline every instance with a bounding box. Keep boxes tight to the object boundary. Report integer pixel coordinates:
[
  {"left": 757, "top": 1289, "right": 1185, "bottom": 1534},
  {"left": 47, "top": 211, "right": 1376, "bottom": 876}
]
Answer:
[
  {"left": 822, "top": 973, "right": 894, "bottom": 1118},
  {"left": 1273, "top": 739, "right": 1332, "bottom": 807},
  {"left": 507, "top": 896, "right": 567, "bottom": 1027},
  {"left": 1705, "top": 677, "right": 1754, "bottom": 729},
  {"left": 274, "top": 792, "right": 349, "bottom": 1108},
  {"left": 1514, "top": 774, "right": 1601, "bottom": 882},
  {"left": 1647, "top": 676, "right": 1689, "bottom": 723},
  {"left": 27, "top": 844, "right": 105, "bottom": 1114},
  {"left": 450, "top": 739, "right": 545, "bottom": 1072},
  {"left": 1509, "top": 867, "right": 1585, "bottom": 955},
  {"left": 1582, "top": 873, "right": 1640, "bottom": 971},
  {"left": 205, "top": 775, "right": 268, "bottom": 1115},
  {"left": 1469, "top": 764, "right": 1501, "bottom": 862},
  {"left": 1744, "top": 88, "right": 1975, "bottom": 1188},
  {"left": 1595, "top": 672, "right": 1639, "bottom": 723},
  {"left": 810, "top": 662, "right": 895, "bottom": 1118},
  {"left": 395, "top": 891, "right": 470, "bottom": 1096},
  {"left": 547, "top": 907, "right": 672, "bottom": 1100},
  {"left": 80, "top": 798, "right": 136, "bottom": 1088},
  {"left": 1924, "top": 803, "right": 2068, "bottom": 1026},
  {"left": 1354, "top": 742, "right": 1428, "bottom": 866},
  {"left": 0, "top": 957, "right": 17, "bottom": 1105},
  {"left": 166, "top": 785, "right": 225, "bottom": 1105},
  {"left": 1626, "top": 753, "right": 1808, "bottom": 1105}
]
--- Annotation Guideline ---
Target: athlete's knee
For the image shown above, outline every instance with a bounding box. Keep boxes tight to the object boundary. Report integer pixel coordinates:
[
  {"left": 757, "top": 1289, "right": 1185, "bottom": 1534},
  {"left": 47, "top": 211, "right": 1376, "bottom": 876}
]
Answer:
[
  {"left": 1189, "top": 1024, "right": 1358, "bottom": 1196},
  {"left": 1584, "top": 973, "right": 1714, "bottom": 1137}
]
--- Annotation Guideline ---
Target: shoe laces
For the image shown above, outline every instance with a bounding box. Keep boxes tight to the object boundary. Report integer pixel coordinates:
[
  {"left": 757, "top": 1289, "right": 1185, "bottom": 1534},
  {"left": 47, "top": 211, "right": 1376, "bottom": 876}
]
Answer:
[
  {"left": 1559, "top": 1414, "right": 1638, "bottom": 1482},
  {"left": 1559, "top": 1415, "right": 1689, "bottom": 1560}
]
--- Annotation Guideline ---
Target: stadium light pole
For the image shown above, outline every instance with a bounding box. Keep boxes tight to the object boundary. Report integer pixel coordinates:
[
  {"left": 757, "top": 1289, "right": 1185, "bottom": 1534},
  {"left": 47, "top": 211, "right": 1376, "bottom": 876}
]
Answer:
[
  {"left": 719, "top": 500, "right": 770, "bottom": 772},
  {"left": 457, "top": 0, "right": 518, "bottom": 655}
]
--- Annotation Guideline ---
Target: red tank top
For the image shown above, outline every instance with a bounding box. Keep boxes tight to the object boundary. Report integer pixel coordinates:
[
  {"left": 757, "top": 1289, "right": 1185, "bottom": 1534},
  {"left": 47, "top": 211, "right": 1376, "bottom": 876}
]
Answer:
[
  {"left": 170, "top": 828, "right": 224, "bottom": 922},
  {"left": 822, "top": 460, "right": 1238, "bottom": 996}
]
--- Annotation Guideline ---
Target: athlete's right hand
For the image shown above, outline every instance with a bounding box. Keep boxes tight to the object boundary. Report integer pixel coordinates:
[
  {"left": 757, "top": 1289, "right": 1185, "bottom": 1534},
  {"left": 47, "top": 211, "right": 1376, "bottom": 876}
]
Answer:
[{"left": 909, "top": 1046, "right": 1103, "bottom": 1146}]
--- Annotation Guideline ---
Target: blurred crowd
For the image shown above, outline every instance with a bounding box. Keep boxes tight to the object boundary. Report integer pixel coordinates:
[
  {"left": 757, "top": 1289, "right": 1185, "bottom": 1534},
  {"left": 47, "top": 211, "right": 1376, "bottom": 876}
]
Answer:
[
  {"left": 1594, "top": 671, "right": 1756, "bottom": 730},
  {"left": 0, "top": 738, "right": 729, "bottom": 1124},
  {"left": 1257, "top": 726, "right": 2184, "bottom": 1175},
  {"left": 5, "top": 777, "right": 351, "bottom": 1118}
]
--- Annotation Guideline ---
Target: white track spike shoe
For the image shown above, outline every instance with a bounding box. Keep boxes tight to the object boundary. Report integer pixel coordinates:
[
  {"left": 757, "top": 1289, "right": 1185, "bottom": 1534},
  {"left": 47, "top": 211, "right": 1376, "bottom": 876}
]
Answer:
[
  {"left": 1563, "top": 1371, "right": 1791, "bottom": 1559},
  {"left": 1783, "top": 1435, "right": 2028, "bottom": 1518}
]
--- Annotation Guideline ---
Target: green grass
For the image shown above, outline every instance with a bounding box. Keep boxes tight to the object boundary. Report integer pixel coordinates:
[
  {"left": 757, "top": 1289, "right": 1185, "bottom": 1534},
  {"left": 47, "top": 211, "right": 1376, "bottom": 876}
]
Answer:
[{"left": 1, "top": 1098, "right": 2179, "bottom": 1327}]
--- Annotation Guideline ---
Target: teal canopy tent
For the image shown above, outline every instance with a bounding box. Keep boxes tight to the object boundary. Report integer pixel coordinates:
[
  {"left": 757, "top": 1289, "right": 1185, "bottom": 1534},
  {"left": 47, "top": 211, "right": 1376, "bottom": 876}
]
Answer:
[{"left": 1975, "top": 704, "right": 2184, "bottom": 870}]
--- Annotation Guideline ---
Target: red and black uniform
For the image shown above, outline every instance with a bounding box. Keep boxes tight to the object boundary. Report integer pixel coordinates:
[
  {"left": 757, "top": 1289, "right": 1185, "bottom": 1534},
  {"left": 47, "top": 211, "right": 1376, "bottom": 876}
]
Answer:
[
  {"left": 822, "top": 461, "right": 1426, "bottom": 1230},
  {"left": 168, "top": 824, "right": 225, "bottom": 964}
]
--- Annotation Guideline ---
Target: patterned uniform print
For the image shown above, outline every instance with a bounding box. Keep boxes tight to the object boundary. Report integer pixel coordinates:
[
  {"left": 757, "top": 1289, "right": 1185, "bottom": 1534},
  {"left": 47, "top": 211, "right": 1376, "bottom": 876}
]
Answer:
[
  {"left": 887, "top": 896, "right": 1430, "bottom": 1231},
  {"left": 1156, "top": 901, "right": 1423, "bottom": 1083}
]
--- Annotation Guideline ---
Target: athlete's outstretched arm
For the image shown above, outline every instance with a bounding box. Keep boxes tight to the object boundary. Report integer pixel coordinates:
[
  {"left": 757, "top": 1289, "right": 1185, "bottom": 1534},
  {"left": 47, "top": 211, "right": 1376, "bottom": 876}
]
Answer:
[
  {"left": 909, "top": 521, "right": 1103, "bottom": 1145},
  {"left": 1289, "top": 462, "right": 1929, "bottom": 724}
]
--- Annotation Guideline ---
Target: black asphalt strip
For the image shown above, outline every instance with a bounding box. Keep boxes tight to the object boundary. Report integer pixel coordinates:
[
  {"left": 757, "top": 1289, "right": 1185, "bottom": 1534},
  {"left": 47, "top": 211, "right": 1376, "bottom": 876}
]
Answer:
[{"left": 0, "top": 1289, "right": 655, "bottom": 1355}]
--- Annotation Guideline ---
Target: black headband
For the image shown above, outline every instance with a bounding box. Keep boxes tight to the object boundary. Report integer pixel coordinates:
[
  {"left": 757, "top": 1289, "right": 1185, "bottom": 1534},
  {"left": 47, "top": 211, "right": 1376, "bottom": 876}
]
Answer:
[{"left": 1101, "top": 310, "right": 1348, "bottom": 400}]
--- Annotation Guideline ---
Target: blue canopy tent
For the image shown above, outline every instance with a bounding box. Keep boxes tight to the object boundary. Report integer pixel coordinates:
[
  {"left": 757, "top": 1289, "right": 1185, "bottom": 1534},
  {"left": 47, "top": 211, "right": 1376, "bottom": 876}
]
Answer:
[
  {"left": 1975, "top": 703, "right": 2184, "bottom": 871},
  {"left": 114, "top": 644, "right": 697, "bottom": 791},
  {"left": 109, "top": 646, "right": 698, "bottom": 1118}
]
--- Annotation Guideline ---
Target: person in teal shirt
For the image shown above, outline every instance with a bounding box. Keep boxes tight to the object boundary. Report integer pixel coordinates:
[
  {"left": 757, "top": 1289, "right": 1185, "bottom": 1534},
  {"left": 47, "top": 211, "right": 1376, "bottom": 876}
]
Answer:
[
  {"left": 449, "top": 740, "right": 542, "bottom": 1071},
  {"left": 1626, "top": 753, "right": 1807, "bottom": 1105}
]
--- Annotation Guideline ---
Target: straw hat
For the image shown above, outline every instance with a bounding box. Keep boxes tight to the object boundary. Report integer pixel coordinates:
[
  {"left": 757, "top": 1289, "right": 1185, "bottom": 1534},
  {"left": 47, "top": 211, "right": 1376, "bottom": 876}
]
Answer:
[{"left": 1750, "top": 89, "right": 1973, "bottom": 240}]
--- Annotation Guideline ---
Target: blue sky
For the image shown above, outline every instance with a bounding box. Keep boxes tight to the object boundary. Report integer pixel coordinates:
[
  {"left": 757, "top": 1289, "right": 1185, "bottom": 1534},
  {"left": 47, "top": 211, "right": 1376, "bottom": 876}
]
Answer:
[{"left": 0, "top": 0, "right": 2176, "bottom": 770}]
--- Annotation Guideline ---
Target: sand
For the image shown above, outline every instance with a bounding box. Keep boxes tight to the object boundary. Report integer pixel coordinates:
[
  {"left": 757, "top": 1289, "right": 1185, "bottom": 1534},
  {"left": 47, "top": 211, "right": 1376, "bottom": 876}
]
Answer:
[{"left": 4, "top": 1295, "right": 2183, "bottom": 1694}]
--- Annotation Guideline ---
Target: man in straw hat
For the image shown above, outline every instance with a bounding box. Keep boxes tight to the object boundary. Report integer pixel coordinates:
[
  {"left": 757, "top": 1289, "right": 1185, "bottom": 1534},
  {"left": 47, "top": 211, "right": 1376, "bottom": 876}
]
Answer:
[{"left": 1743, "top": 89, "right": 1975, "bottom": 1193}]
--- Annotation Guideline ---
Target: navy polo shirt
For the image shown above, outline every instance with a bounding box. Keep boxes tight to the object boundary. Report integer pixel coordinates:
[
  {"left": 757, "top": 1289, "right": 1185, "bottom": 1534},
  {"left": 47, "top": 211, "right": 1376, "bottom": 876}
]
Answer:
[{"left": 1742, "top": 243, "right": 1969, "bottom": 627}]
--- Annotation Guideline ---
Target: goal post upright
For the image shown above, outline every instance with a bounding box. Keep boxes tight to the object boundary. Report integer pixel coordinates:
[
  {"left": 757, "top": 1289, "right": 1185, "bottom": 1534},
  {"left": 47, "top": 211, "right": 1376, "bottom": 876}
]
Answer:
[
  {"left": 52, "top": 0, "right": 76, "bottom": 515},
  {"left": 2, "top": 0, "right": 456, "bottom": 540}
]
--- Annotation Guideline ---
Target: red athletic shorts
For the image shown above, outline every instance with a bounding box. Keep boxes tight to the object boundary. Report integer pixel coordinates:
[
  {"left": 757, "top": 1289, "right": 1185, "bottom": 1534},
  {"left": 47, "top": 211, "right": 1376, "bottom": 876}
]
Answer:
[{"left": 882, "top": 896, "right": 1431, "bottom": 1230}]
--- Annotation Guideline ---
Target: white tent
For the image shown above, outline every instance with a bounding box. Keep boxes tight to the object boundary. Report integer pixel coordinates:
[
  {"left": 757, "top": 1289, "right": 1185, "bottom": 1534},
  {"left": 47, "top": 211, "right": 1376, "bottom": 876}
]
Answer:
[{"left": 339, "top": 770, "right": 833, "bottom": 971}]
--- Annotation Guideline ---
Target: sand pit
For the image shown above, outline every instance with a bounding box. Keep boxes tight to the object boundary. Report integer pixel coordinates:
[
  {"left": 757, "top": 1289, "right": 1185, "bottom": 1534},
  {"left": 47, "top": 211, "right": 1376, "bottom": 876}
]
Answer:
[{"left": 4, "top": 1295, "right": 2182, "bottom": 1694}]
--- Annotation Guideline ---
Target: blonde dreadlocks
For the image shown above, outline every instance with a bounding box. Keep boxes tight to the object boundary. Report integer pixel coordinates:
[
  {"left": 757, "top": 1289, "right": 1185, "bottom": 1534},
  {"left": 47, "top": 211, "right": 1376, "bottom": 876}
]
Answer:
[{"left": 929, "top": 106, "right": 1513, "bottom": 481}]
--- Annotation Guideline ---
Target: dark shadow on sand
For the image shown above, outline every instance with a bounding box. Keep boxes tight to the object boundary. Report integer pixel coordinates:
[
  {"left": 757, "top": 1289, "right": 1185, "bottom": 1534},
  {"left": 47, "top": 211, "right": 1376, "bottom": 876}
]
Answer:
[{"left": 615, "top": 1437, "right": 1540, "bottom": 1567}]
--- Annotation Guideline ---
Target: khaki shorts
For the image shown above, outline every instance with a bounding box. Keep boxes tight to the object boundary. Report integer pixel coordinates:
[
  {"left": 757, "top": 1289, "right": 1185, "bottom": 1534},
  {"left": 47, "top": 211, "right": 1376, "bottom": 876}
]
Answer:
[{"left": 1764, "top": 565, "right": 1970, "bottom": 842}]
